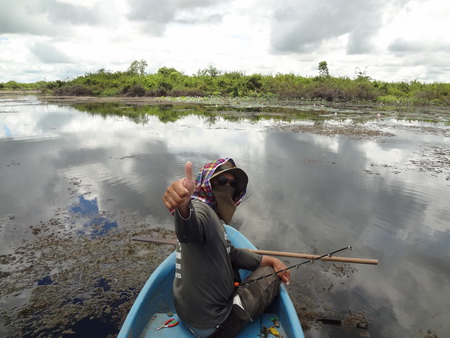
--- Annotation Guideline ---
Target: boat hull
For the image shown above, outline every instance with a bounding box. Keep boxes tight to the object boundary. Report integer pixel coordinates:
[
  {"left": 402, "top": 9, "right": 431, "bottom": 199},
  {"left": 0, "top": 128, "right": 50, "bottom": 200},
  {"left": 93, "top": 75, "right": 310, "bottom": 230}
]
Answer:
[{"left": 118, "top": 225, "right": 304, "bottom": 337}]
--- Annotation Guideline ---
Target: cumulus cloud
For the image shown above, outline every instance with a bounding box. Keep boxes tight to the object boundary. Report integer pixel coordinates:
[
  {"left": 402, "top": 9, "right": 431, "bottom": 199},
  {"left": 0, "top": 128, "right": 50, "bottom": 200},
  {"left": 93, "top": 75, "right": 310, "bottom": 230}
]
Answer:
[
  {"left": 29, "top": 41, "right": 72, "bottom": 64},
  {"left": 0, "top": 0, "right": 105, "bottom": 36},
  {"left": 36, "top": 0, "right": 102, "bottom": 26},
  {"left": 270, "top": 0, "right": 409, "bottom": 55},
  {"left": 389, "top": 38, "right": 450, "bottom": 54},
  {"left": 0, "top": 0, "right": 53, "bottom": 35},
  {"left": 126, "top": 0, "right": 226, "bottom": 35},
  {"left": 176, "top": 13, "right": 223, "bottom": 25},
  {"left": 126, "top": 0, "right": 176, "bottom": 35},
  {"left": 0, "top": 0, "right": 449, "bottom": 83},
  {"left": 389, "top": 39, "right": 424, "bottom": 53}
]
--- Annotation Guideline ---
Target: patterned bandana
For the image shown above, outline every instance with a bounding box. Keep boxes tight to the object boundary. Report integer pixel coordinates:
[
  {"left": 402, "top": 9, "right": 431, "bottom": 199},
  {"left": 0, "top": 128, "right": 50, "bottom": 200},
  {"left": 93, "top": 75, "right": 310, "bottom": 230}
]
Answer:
[{"left": 192, "top": 158, "right": 246, "bottom": 211}]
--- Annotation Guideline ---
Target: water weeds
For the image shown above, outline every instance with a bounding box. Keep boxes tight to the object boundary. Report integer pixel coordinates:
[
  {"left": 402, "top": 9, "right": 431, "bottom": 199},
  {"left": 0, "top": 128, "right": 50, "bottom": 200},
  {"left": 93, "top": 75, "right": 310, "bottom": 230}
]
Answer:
[{"left": 0, "top": 212, "right": 175, "bottom": 337}]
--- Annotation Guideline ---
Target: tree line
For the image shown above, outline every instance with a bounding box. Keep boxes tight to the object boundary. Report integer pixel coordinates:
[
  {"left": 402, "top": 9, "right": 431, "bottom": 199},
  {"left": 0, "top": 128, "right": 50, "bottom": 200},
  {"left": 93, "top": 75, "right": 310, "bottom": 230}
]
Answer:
[{"left": 1, "top": 60, "right": 449, "bottom": 105}]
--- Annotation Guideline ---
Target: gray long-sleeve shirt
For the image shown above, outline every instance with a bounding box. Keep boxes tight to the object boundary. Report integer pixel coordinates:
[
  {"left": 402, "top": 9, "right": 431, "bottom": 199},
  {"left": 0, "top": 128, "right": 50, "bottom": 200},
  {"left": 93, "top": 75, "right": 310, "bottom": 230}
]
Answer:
[{"left": 173, "top": 200, "right": 261, "bottom": 329}]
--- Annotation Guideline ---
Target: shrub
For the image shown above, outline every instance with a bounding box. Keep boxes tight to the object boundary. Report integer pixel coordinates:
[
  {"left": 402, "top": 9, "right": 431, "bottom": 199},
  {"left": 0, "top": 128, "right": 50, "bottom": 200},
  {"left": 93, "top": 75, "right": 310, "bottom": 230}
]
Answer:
[
  {"left": 101, "top": 89, "right": 120, "bottom": 97},
  {"left": 125, "top": 86, "right": 146, "bottom": 97},
  {"left": 146, "top": 88, "right": 168, "bottom": 97},
  {"left": 25, "top": 60, "right": 447, "bottom": 103},
  {"left": 54, "top": 85, "right": 94, "bottom": 96}
]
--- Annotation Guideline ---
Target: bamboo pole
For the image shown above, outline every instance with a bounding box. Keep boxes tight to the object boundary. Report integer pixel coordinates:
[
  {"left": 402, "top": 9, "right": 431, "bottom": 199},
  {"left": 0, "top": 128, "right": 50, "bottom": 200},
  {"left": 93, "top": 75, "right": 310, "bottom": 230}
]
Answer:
[{"left": 131, "top": 236, "right": 378, "bottom": 265}]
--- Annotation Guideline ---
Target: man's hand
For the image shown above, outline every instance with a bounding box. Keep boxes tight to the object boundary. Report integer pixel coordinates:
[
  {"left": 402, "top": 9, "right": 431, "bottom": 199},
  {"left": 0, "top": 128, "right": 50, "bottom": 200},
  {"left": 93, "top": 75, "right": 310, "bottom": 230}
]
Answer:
[
  {"left": 162, "top": 161, "right": 196, "bottom": 218},
  {"left": 261, "top": 256, "right": 291, "bottom": 285}
]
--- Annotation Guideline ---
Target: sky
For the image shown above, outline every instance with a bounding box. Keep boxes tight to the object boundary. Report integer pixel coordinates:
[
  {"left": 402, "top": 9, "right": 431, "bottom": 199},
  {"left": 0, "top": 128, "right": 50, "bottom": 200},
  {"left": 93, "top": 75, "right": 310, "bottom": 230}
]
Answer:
[{"left": 1, "top": 0, "right": 449, "bottom": 84}]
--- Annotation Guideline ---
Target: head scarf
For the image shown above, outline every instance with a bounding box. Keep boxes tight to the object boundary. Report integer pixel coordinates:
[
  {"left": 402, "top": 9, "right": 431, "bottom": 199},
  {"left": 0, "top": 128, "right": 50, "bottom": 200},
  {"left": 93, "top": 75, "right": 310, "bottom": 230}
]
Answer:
[{"left": 192, "top": 158, "right": 247, "bottom": 212}]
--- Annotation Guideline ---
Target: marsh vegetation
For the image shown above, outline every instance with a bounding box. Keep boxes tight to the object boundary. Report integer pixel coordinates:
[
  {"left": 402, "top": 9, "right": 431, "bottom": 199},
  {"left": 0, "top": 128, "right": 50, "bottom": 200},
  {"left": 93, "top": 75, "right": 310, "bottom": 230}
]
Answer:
[{"left": 2, "top": 61, "right": 450, "bottom": 107}]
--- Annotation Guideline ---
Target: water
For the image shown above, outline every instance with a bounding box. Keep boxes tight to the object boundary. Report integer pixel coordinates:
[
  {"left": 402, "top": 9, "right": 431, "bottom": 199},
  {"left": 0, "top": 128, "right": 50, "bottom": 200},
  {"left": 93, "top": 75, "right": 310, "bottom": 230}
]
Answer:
[{"left": 0, "top": 96, "right": 449, "bottom": 337}]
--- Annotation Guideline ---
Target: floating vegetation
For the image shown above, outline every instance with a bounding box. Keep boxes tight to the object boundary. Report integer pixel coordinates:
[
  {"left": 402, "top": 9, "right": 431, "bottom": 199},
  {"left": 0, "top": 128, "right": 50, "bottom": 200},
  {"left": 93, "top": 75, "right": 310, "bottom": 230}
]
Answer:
[
  {"left": 286, "top": 259, "right": 362, "bottom": 333},
  {"left": 410, "top": 145, "right": 450, "bottom": 176},
  {"left": 0, "top": 212, "right": 176, "bottom": 337},
  {"left": 362, "top": 144, "right": 450, "bottom": 180},
  {"left": 271, "top": 122, "right": 395, "bottom": 140}
]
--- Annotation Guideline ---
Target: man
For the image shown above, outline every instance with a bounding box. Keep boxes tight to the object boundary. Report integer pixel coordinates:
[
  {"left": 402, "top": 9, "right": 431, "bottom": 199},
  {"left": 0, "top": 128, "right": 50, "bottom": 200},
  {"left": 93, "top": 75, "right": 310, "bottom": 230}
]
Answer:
[{"left": 162, "top": 158, "right": 290, "bottom": 337}]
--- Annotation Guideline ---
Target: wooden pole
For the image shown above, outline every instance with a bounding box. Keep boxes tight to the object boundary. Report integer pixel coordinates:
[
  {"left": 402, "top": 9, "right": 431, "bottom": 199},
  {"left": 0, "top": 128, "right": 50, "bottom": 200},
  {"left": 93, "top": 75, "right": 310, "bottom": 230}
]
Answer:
[
  {"left": 249, "top": 249, "right": 378, "bottom": 265},
  {"left": 131, "top": 236, "right": 378, "bottom": 265}
]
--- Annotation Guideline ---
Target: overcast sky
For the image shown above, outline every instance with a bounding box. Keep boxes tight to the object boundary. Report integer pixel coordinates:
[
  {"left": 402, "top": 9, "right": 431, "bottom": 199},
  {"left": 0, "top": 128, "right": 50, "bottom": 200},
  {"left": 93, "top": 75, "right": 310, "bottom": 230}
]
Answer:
[{"left": 1, "top": 0, "right": 449, "bottom": 83}]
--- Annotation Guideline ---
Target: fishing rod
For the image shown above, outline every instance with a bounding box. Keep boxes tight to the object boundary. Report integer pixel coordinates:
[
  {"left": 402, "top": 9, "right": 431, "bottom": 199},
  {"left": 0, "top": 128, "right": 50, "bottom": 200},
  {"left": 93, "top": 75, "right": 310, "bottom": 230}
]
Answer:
[{"left": 235, "top": 246, "right": 352, "bottom": 288}]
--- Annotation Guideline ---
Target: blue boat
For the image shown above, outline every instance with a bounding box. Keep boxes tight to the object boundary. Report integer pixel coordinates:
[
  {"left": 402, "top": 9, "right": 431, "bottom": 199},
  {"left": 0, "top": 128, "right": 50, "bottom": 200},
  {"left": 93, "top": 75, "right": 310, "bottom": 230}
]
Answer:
[{"left": 118, "top": 225, "right": 305, "bottom": 337}]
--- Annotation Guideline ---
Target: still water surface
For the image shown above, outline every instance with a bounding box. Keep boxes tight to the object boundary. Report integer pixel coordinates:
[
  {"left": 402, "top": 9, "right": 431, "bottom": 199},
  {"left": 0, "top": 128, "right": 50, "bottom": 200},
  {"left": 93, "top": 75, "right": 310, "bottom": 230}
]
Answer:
[{"left": 1, "top": 96, "right": 449, "bottom": 337}]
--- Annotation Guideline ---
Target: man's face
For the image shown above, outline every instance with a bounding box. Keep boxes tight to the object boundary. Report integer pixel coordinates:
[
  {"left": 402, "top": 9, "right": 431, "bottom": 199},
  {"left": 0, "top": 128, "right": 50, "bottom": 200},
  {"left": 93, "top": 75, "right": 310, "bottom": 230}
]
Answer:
[
  {"left": 211, "top": 172, "right": 239, "bottom": 223},
  {"left": 211, "top": 173, "right": 238, "bottom": 189}
]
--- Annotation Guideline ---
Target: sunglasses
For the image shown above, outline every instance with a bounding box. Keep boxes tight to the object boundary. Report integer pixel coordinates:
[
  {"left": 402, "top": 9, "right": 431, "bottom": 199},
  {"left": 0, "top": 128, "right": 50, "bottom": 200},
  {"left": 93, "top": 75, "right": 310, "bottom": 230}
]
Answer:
[{"left": 214, "top": 175, "right": 238, "bottom": 188}]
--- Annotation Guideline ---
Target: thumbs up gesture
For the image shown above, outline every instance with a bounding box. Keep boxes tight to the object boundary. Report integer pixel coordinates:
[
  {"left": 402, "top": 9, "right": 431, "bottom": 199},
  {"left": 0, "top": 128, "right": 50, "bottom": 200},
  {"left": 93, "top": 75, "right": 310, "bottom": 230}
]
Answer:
[{"left": 162, "top": 162, "right": 195, "bottom": 218}]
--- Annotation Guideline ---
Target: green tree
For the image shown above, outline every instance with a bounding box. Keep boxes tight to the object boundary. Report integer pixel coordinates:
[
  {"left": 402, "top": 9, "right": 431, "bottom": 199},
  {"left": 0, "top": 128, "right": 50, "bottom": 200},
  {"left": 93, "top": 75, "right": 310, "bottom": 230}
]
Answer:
[
  {"left": 128, "top": 60, "right": 148, "bottom": 76},
  {"left": 157, "top": 67, "right": 180, "bottom": 77},
  {"left": 318, "top": 61, "right": 330, "bottom": 77},
  {"left": 354, "top": 67, "right": 371, "bottom": 81},
  {"left": 196, "top": 65, "right": 221, "bottom": 77}
]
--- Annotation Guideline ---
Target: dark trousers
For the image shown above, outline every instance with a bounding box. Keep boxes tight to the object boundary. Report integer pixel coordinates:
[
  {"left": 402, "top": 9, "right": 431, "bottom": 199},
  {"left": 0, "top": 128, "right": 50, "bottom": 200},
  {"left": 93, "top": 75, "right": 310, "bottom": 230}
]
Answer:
[{"left": 210, "top": 266, "right": 280, "bottom": 338}]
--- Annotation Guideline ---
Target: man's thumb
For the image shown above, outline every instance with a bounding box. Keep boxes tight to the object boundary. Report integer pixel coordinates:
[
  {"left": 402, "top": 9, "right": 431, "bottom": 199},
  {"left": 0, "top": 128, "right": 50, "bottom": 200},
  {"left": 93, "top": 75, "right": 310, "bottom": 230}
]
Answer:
[{"left": 183, "top": 161, "right": 195, "bottom": 192}]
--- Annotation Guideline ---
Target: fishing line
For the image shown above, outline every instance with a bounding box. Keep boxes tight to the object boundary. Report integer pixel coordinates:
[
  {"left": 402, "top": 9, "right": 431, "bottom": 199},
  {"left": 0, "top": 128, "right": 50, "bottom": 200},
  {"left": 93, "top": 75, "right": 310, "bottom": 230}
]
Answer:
[{"left": 235, "top": 246, "right": 352, "bottom": 288}]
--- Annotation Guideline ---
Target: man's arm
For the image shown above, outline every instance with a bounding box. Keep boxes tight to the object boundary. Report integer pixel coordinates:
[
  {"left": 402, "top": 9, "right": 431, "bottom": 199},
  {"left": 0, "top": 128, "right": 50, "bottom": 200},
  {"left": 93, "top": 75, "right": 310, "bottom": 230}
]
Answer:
[
  {"left": 261, "top": 255, "right": 291, "bottom": 285},
  {"left": 230, "top": 247, "right": 291, "bottom": 285}
]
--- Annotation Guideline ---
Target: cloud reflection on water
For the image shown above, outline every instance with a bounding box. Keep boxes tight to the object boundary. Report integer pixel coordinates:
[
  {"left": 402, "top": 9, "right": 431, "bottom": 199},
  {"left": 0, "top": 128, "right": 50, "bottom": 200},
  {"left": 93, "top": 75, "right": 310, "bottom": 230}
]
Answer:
[{"left": 0, "top": 101, "right": 448, "bottom": 337}]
